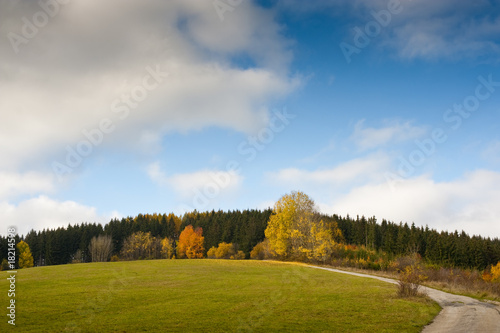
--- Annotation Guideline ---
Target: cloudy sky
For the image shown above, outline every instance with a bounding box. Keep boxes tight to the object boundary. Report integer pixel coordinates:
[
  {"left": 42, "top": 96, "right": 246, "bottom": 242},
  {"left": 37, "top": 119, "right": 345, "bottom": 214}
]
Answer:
[{"left": 1, "top": 0, "right": 500, "bottom": 238}]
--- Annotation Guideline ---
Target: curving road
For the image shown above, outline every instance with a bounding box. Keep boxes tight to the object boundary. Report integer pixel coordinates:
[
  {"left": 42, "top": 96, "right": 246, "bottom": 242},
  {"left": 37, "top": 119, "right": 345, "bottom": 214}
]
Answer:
[{"left": 309, "top": 266, "right": 500, "bottom": 333}]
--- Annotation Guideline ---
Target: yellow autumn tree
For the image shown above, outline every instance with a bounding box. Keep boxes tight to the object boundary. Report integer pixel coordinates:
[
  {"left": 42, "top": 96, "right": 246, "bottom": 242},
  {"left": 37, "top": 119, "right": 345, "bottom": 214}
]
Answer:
[
  {"left": 161, "top": 237, "right": 175, "bottom": 259},
  {"left": 491, "top": 262, "right": 500, "bottom": 282},
  {"left": 121, "top": 232, "right": 162, "bottom": 260},
  {"left": 264, "top": 191, "right": 310, "bottom": 258},
  {"left": 264, "top": 191, "right": 341, "bottom": 261},
  {"left": 309, "top": 220, "right": 335, "bottom": 263},
  {"left": 17, "top": 241, "right": 34, "bottom": 268},
  {"left": 207, "top": 242, "right": 245, "bottom": 259}
]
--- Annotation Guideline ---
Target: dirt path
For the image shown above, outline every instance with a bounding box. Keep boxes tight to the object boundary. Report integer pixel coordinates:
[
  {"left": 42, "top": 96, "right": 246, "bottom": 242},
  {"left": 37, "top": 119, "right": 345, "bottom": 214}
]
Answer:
[{"left": 309, "top": 266, "right": 500, "bottom": 333}]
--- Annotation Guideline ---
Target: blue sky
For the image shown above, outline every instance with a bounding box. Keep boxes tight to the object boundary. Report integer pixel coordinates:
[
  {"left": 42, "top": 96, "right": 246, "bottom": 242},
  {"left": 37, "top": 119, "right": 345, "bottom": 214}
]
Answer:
[{"left": 1, "top": 0, "right": 500, "bottom": 238}]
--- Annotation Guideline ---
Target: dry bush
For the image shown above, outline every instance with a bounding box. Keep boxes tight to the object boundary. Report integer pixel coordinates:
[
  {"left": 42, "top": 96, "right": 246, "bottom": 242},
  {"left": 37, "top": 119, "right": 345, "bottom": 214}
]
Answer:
[
  {"left": 88, "top": 235, "right": 113, "bottom": 262},
  {"left": 395, "top": 254, "right": 420, "bottom": 271},
  {"left": 396, "top": 253, "right": 427, "bottom": 298},
  {"left": 397, "top": 264, "right": 427, "bottom": 297},
  {"left": 423, "top": 265, "right": 500, "bottom": 300},
  {"left": 71, "top": 249, "right": 83, "bottom": 263},
  {"left": 121, "top": 232, "right": 164, "bottom": 260}
]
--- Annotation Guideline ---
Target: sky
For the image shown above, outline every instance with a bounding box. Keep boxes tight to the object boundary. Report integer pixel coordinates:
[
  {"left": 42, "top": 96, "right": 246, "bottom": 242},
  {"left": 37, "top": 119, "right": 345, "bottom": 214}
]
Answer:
[{"left": 1, "top": 0, "right": 500, "bottom": 238}]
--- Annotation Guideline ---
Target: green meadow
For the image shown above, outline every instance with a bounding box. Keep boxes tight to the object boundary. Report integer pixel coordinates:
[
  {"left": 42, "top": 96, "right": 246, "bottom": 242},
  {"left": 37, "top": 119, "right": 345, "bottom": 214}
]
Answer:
[{"left": 0, "top": 260, "right": 440, "bottom": 332}]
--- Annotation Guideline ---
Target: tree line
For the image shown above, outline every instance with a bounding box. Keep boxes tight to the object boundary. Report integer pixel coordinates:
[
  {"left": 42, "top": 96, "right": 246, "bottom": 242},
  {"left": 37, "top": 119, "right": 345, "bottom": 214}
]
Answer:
[
  {"left": 1, "top": 206, "right": 499, "bottom": 270},
  {"left": 322, "top": 214, "right": 500, "bottom": 270},
  {"left": 0, "top": 209, "right": 271, "bottom": 266}
]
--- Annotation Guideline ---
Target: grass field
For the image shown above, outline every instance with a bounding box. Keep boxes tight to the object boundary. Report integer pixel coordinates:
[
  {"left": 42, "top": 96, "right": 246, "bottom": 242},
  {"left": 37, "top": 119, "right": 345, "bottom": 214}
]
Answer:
[{"left": 0, "top": 260, "right": 440, "bottom": 332}]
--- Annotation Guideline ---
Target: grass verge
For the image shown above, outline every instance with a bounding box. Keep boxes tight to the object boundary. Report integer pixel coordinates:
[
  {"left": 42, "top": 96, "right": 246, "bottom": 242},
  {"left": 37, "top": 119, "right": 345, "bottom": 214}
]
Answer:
[{"left": 319, "top": 264, "right": 500, "bottom": 303}]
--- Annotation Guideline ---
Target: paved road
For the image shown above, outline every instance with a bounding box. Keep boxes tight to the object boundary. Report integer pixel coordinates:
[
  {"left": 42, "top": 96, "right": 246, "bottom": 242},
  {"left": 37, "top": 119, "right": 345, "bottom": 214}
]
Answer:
[{"left": 309, "top": 266, "right": 500, "bottom": 333}]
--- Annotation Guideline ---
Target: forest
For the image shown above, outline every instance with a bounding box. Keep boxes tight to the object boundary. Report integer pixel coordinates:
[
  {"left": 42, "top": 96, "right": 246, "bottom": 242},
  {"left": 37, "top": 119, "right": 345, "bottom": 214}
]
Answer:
[{"left": 1, "top": 207, "right": 500, "bottom": 271}]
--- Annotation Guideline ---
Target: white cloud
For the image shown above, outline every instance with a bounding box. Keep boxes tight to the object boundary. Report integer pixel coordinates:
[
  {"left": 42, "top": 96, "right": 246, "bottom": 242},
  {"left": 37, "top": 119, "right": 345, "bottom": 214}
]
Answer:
[
  {"left": 0, "top": 171, "right": 55, "bottom": 200},
  {"left": 371, "top": 0, "right": 500, "bottom": 60},
  {"left": 268, "top": 116, "right": 500, "bottom": 238},
  {"left": 168, "top": 170, "right": 242, "bottom": 199},
  {"left": 325, "top": 170, "right": 500, "bottom": 238},
  {"left": 351, "top": 120, "right": 427, "bottom": 150},
  {"left": 390, "top": 16, "right": 500, "bottom": 60},
  {"left": 147, "top": 162, "right": 169, "bottom": 187},
  {"left": 280, "top": 0, "right": 500, "bottom": 61},
  {"left": 0, "top": 196, "right": 115, "bottom": 237},
  {"left": 147, "top": 162, "right": 243, "bottom": 209},
  {"left": 268, "top": 153, "right": 392, "bottom": 198},
  {"left": 256, "top": 200, "right": 275, "bottom": 211},
  {"left": 0, "top": 0, "right": 298, "bottom": 170},
  {"left": 0, "top": 0, "right": 298, "bottom": 234}
]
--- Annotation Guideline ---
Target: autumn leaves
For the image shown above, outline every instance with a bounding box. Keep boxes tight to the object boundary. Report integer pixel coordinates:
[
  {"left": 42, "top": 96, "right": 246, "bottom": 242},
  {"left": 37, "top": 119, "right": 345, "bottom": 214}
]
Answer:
[
  {"left": 177, "top": 226, "right": 245, "bottom": 260},
  {"left": 256, "top": 191, "right": 342, "bottom": 263},
  {"left": 179, "top": 191, "right": 341, "bottom": 263},
  {"left": 177, "top": 225, "right": 204, "bottom": 259},
  {"left": 118, "top": 226, "right": 205, "bottom": 260}
]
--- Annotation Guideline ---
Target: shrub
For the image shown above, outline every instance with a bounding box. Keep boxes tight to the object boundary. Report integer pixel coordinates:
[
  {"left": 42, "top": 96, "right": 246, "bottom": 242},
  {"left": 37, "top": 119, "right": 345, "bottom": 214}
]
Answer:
[
  {"left": 482, "top": 271, "right": 493, "bottom": 282},
  {"left": 207, "top": 246, "right": 217, "bottom": 259},
  {"left": 397, "top": 263, "right": 427, "bottom": 298},
  {"left": 71, "top": 249, "right": 83, "bottom": 263},
  {"left": 398, "top": 266, "right": 425, "bottom": 297},
  {"left": 395, "top": 253, "right": 420, "bottom": 271},
  {"left": 250, "top": 239, "right": 274, "bottom": 260},
  {"left": 215, "top": 242, "right": 234, "bottom": 259},
  {"left": 1, "top": 258, "right": 10, "bottom": 271},
  {"left": 208, "top": 242, "right": 244, "bottom": 259},
  {"left": 110, "top": 255, "right": 120, "bottom": 262},
  {"left": 230, "top": 251, "right": 246, "bottom": 260}
]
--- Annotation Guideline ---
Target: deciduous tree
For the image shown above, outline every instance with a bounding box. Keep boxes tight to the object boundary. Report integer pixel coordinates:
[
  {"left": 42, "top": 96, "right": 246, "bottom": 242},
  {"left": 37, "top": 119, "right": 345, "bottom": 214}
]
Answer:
[
  {"left": 88, "top": 235, "right": 113, "bottom": 262},
  {"left": 17, "top": 240, "right": 34, "bottom": 268},
  {"left": 1, "top": 258, "right": 9, "bottom": 271},
  {"left": 264, "top": 191, "right": 340, "bottom": 261},
  {"left": 161, "top": 237, "right": 175, "bottom": 259},
  {"left": 121, "top": 231, "right": 162, "bottom": 260},
  {"left": 177, "top": 225, "right": 204, "bottom": 259},
  {"left": 491, "top": 261, "right": 500, "bottom": 282}
]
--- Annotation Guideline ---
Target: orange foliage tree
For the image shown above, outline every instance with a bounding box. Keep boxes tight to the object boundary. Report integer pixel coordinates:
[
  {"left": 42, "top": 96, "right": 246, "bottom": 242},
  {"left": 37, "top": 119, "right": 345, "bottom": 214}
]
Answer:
[{"left": 177, "top": 225, "right": 204, "bottom": 259}]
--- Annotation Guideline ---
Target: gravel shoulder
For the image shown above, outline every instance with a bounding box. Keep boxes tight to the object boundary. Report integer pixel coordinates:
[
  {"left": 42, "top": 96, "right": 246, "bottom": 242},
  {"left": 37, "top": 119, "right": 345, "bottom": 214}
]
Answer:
[{"left": 309, "top": 265, "right": 500, "bottom": 333}]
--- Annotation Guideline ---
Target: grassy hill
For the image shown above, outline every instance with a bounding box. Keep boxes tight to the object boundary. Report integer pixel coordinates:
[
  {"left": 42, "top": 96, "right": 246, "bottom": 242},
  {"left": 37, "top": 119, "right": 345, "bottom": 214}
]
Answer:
[{"left": 0, "top": 260, "right": 439, "bottom": 332}]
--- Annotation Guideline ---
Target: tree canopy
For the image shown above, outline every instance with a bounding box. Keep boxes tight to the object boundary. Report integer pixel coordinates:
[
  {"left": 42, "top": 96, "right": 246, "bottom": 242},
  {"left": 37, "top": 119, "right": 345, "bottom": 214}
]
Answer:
[
  {"left": 177, "top": 225, "right": 204, "bottom": 259},
  {"left": 17, "top": 240, "right": 34, "bottom": 268},
  {"left": 0, "top": 204, "right": 498, "bottom": 272},
  {"left": 265, "top": 191, "right": 342, "bottom": 262}
]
